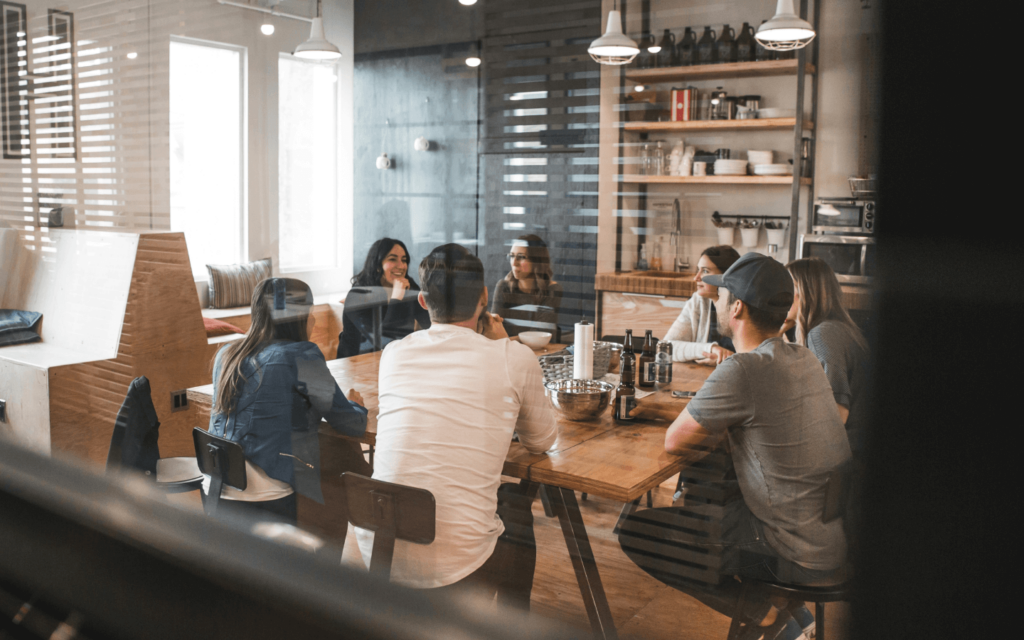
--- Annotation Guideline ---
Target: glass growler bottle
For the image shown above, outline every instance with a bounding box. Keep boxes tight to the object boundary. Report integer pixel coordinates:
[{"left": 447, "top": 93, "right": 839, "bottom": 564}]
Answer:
[
  {"left": 614, "top": 339, "right": 637, "bottom": 423},
  {"left": 754, "top": 20, "right": 774, "bottom": 62},
  {"left": 637, "top": 330, "right": 656, "bottom": 388},
  {"left": 696, "top": 26, "right": 717, "bottom": 65},
  {"left": 676, "top": 27, "right": 697, "bottom": 66},
  {"left": 736, "top": 22, "right": 756, "bottom": 63},
  {"left": 715, "top": 24, "right": 736, "bottom": 64},
  {"left": 656, "top": 29, "right": 677, "bottom": 68}
]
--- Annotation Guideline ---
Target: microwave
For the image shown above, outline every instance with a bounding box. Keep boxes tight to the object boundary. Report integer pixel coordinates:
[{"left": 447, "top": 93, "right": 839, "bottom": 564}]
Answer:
[
  {"left": 798, "top": 234, "right": 877, "bottom": 285},
  {"left": 812, "top": 197, "right": 876, "bottom": 234}
]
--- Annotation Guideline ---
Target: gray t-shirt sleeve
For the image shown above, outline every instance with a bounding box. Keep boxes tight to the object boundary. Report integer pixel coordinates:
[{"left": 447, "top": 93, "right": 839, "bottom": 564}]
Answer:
[
  {"left": 807, "top": 323, "right": 853, "bottom": 407},
  {"left": 686, "top": 357, "right": 752, "bottom": 433}
]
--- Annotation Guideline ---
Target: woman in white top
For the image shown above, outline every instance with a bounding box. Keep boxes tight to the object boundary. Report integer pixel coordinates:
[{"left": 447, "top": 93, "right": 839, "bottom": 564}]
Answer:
[{"left": 662, "top": 245, "right": 741, "bottom": 364}]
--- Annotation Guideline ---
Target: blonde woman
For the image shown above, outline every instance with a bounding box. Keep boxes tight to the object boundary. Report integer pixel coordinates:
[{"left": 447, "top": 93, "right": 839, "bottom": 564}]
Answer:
[
  {"left": 491, "top": 234, "right": 563, "bottom": 338},
  {"left": 784, "top": 257, "right": 870, "bottom": 454}
]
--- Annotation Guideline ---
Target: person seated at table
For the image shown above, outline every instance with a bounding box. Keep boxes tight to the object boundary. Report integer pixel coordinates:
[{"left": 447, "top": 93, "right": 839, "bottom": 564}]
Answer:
[
  {"left": 662, "top": 245, "right": 741, "bottom": 366},
  {"left": 491, "top": 234, "right": 563, "bottom": 340},
  {"left": 783, "top": 257, "right": 870, "bottom": 457},
  {"left": 357, "top": 243, "right": 557, "bottom": 608},
  {"left": 208, "top": 278, "right": 369, "bottom": 525},
  {"left": 622, "top": 252, "right": 852, "bottom": 640},
  {"left": 337, "top": 238, "right": 431, "bottom": 358}
]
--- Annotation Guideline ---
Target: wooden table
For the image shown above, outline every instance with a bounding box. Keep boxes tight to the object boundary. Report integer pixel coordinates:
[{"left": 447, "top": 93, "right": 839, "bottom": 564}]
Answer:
[{"left": 188, "top": 345, "right": 712, "bottom": 639}]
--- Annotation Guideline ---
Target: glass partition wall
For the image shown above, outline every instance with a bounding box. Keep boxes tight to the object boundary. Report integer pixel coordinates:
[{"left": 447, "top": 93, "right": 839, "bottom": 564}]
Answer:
[{"left": 0, "top": 1, "right": 882, "bottom": 639}]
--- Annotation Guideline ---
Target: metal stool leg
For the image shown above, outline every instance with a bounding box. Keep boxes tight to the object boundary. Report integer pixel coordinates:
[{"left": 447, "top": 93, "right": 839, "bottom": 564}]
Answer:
[{"left": 816, "top": 601, "right": 825, "bottom": 640}]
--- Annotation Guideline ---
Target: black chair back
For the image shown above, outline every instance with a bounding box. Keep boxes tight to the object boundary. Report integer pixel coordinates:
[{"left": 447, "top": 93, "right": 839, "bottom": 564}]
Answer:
[
  {"left": 342, "top": 472, "right": 435, "bottom": 580},
  {"left": 193, "top": 428, "right": 247, "bottom": 516}
]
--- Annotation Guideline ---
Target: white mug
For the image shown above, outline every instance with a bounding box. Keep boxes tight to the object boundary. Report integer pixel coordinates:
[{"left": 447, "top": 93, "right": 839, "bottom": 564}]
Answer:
[{"left": 693, "top": 161, "right": 707, "bottom": 177}]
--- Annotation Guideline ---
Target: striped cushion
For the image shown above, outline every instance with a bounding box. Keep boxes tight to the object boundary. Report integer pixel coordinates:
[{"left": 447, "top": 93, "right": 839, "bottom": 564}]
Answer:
[{"left": 206, "top": 258, "right": 272, "bottom": 309}]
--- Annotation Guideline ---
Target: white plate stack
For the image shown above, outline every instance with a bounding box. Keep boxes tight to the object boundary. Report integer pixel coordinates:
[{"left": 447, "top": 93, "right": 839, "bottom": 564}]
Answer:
[
  {"left": 746, "top": 150, "right": 774, "bottom": 165},
  {"left": 751, "top": 163, "right": 793, "bottom": 176},
  {"left": 713, "top": 159, "right": 748, "bottom": 176}
]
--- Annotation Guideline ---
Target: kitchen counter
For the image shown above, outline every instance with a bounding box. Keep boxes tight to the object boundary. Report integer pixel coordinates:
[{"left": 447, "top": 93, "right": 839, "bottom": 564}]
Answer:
[{"left": 595, "top": 271, "right": 696, "bottom": 297}]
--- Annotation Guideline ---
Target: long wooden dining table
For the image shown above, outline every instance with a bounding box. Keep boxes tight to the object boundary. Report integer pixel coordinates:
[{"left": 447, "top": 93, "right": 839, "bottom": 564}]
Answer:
[{"left": 187, "top": 344, "right": 713, "bottom": 639}]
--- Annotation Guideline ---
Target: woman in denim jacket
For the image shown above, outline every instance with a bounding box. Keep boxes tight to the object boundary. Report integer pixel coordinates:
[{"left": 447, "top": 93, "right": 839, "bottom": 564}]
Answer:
[{"left": 208, "top": 278, "right": 367, "bottom": 524}]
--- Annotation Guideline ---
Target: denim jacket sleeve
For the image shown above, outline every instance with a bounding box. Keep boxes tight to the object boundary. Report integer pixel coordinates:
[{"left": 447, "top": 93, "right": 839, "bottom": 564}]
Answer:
[{"left": 293, "top": 342, "right": 368, "bottom": 438}]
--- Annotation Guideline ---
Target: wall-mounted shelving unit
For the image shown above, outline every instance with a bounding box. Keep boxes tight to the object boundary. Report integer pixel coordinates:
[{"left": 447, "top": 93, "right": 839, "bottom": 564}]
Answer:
[
  {"left": 623, "top": 117, "right": 813, "bottom": 133},
  {"left": 621, "top": 175, "right": 811, "bottom": 186},
  {"left": 614, "top": 46, "right": 820, "bottom": 264}
]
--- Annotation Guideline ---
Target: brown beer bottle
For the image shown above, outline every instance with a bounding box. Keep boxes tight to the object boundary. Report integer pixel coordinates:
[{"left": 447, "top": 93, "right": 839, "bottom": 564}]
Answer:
[
  {"left": 637, "top": 330, "right": 656, "bottom": 388},
  {"left": 614, "top": 346, "right": 636, "bottom": 423},
  {"left": 622, "top": 329, "right": 636, "bottom": 384}
]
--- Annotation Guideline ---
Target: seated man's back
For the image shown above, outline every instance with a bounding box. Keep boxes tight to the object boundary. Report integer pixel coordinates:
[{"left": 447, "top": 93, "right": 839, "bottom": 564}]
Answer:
[
  {"left": 688, "top": 336, "right": 852, "bottom": 570},
  {"left": 357, "top": 323, "right": 557, "bottom": 587}
]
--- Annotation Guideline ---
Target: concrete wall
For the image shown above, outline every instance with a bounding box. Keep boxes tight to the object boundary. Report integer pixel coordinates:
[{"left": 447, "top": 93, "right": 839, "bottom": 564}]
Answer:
[{"left": 351, "top": 0, "right": 482, "bottom": 278}]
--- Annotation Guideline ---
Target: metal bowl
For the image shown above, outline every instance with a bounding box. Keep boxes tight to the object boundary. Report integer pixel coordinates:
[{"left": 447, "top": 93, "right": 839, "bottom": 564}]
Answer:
[{"left": 544, "top": 378, "right": 614, "bottom": 421}]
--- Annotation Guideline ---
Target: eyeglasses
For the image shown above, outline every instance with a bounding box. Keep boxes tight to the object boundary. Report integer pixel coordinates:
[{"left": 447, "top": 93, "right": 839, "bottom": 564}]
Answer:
[{"left": 508, "top": 253, "right": 530, "bottom": 263}]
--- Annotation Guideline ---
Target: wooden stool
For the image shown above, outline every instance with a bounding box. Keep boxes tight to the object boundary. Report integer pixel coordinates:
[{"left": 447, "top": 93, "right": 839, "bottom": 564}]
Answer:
[{"left": 342, "top": 472, "right": 435, "bottom": 580}]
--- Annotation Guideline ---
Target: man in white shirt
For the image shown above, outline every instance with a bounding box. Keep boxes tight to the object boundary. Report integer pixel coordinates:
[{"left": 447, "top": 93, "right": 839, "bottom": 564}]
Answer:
[{"left": 356, "top": 243, "right": 558, "bottom": 609}]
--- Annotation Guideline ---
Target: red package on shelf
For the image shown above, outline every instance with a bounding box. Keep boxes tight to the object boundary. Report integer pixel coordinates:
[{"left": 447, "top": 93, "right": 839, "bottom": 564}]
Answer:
[{"left": 671, "top": 88, "right": 693, "bottom": 122}]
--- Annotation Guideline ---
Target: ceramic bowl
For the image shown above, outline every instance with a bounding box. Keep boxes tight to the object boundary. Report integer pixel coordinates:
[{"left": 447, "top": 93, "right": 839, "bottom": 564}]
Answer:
[{"left": 519, "top": 331, "right": 552, "bottom": 349}]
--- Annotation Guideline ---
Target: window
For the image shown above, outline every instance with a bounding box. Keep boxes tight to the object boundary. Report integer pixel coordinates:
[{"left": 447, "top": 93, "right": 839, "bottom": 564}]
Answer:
[
  {"left": 278, "top": 54, "right": 338, "bottom": 271},
  {"left": 169, "top": 38, "right": 245, "bottom": 278}
]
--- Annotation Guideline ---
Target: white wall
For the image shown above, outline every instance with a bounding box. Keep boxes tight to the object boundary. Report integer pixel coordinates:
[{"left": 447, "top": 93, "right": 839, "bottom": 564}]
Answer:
[{"left": 1, "top": 0, "right": 354, "bottom": 304}]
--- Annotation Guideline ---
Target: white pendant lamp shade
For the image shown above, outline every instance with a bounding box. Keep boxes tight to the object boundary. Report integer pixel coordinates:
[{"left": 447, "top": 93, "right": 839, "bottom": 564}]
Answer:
[
  {"left": 588, "top": 10, "right": 639, "bottom": 66},
  {"left": 294, "top": 1, "right": 341, "bottom": 60},
  {"left": 755, "top": 0, "right": 815, "bottom": 51}
]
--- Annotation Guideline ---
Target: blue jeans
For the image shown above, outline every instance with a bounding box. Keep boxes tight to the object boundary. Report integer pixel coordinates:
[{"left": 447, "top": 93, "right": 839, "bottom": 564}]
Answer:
[{"left": 619, "top": 499, "right": 843, "bottom": 623}]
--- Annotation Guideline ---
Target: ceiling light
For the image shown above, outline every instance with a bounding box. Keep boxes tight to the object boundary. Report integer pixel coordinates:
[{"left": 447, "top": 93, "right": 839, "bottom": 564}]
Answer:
[
  {"left": 261, "top": 22, "right": 275, "bottom": 35},
  {"left": 127, "top": 51, "right": 138, "bottom": 59},
  {"left": 755, "top": 0, "right": 816, "bottom": 51},
  {"left": 458, "top": 0, "right": 478, "bottom": 5},
  {"left": 294, "top": 0, "right": 341, "bottom": 60},
  {"left": 634, "top": 85, "right": 645, "bottom": 92},
  {"left": 588, "top": 4, "right": 639, "bottom": 66},
  {"left": 465, "top": 56, "right": 482, "bottom": 67}
]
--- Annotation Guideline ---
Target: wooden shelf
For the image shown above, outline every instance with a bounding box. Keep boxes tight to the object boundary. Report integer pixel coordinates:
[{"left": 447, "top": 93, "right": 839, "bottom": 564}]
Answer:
[
  {"left": 623, "top": 117, "right": 812, "bottom": 132},
  {"left": 625, "top": 59, "right": 816, "bottom": 84},
  {"left": 619, "top": 175, "right": 811, "bottom": 186}
]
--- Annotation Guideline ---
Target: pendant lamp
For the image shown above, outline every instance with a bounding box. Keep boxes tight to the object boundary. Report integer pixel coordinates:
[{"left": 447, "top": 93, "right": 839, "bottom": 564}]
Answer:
[
  {"left": 588, "top": 1, "right": 639, "bottom": 66},
  {"left": 755, "top": 0, "right": 816, "bottom": 51},
  {"left": 294, "top": 0, "right": 342, "bottom": 60}
]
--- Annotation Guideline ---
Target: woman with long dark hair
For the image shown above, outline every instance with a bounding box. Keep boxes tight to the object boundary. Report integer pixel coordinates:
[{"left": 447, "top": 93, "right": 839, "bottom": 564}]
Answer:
[
  {"left": 208, "top": 277, "right": 368, "bottom": 524},
  {"left": 491, "top": 234, "right": 563, "bottom": 338},
  {"left": 337, "top": 238, "right": 431, "bottom": 358},
  {"left": 784, "top": 257, "right": 870, "bottom": 453},
  {"left": 662, "top": 245, "right": 741, "bottom": 365}
]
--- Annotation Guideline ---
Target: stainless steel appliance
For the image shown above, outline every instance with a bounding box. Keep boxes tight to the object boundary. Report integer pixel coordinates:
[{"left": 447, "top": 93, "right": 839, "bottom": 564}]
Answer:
[
  {"left": 798, "top": 234, "right": 877, "bottom": 285},
  {"left": 812, "top": 197, "right": 876, "bottom": 234}
]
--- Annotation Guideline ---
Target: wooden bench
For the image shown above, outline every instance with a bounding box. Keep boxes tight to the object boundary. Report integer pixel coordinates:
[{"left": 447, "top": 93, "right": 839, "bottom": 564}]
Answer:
[{"left": 1, "top": 229, "right": 210, "bottom": 465}]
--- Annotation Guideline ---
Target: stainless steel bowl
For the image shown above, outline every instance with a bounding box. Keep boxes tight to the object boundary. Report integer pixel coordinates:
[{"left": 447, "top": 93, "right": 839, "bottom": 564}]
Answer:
[{"left": 544, "top": 378, "right": 614, "bottom": 421}]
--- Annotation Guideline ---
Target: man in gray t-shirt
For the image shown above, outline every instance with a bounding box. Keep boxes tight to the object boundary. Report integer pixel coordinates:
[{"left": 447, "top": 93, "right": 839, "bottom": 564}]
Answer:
[{"left": 620, "top": 252, "right": 852, "bottom": 633}]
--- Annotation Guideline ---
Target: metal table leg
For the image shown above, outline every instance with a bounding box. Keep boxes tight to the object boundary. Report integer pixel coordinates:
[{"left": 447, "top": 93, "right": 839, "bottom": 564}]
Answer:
[{"left": 544, "top": 485, "right": 618, "bottom": 640}]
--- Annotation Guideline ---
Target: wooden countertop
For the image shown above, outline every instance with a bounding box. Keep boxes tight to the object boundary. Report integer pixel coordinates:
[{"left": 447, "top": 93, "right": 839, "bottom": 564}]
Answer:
[{"left": 595, "top": 271, "right": 696, "bottom": 297}]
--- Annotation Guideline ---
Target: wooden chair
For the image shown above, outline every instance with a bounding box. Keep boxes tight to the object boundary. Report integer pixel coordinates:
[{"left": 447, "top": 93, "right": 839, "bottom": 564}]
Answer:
[
  {"left": 193, "top": 428, "right": 247, "bottom": 516},
  {"left": 726, "top": 461, "right": 853, "bottom": 640},
  {"left": 341, "top": 472, "right": 435, "bottom": 580}
]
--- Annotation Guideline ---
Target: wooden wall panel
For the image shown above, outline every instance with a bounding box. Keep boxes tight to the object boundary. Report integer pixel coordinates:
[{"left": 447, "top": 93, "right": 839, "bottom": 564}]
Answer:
[{"left": 47, "top": 232, "right": 212, "bottom": 465}]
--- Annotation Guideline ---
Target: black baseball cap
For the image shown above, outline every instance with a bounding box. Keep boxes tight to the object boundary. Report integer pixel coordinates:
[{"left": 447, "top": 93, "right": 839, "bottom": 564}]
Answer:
[{"left": 701, "top": 252, "right": 794, "bottom": 313}]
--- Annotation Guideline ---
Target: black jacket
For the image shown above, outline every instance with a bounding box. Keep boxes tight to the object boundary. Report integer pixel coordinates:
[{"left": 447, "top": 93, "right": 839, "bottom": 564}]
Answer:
[{"left": 106, "top": 376, "right": 161, "bottom": 475}]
